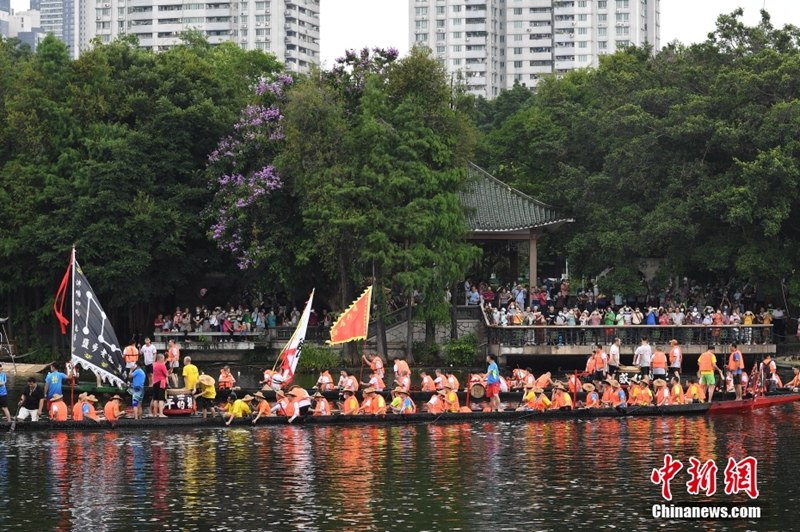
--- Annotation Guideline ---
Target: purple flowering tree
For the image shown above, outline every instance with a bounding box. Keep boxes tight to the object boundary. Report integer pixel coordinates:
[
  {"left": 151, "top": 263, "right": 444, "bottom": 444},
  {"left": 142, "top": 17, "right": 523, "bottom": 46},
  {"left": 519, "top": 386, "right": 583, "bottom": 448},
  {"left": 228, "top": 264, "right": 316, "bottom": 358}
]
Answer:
[{"left": 207, "top": 74, "right": 293, "bottom": 270}]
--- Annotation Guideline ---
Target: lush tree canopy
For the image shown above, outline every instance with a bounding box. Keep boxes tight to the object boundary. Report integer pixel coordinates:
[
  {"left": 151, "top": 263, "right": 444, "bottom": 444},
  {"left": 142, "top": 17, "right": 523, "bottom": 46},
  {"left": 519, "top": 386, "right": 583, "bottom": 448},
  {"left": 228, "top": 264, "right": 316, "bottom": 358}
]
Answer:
[{"left": 474, "top": 10, "right": 800, "bottom": 301}]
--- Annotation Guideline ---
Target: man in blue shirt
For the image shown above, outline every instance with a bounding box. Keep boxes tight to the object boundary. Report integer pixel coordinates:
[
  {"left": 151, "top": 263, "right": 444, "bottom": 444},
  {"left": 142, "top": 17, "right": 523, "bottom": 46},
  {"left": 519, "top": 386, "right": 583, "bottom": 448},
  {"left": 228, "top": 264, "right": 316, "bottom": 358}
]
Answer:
[
  {"left": 0, "top": 362, "right": 10, "bottom": 422},
  {"left": 129, "top": 361, "right": 147, "bottom": 420},
  {"left": 44, "top": 363, "right": 69, "bottom": 402},
  {"left": 485, "top": 354, "right": 501, "bottom": 412}
]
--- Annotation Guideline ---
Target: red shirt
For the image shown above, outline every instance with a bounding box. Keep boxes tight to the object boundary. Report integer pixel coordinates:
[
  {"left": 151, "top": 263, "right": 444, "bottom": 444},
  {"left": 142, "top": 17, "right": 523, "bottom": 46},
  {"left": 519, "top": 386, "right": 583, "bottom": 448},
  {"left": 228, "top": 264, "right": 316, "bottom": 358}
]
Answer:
[{"left": 153, "top": 361, "right": 169, "bottom": 389}]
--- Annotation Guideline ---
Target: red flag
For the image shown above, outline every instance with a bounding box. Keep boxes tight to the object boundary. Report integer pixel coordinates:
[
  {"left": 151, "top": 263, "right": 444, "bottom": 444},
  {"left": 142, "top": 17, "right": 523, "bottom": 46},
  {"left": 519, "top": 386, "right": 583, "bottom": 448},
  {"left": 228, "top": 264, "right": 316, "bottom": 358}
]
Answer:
[
  {"left": 329, "top": 286, "right": 372, "bottom": 345},
  {"left": 53, "top": 251, "right": 73, "bottom": 335}
]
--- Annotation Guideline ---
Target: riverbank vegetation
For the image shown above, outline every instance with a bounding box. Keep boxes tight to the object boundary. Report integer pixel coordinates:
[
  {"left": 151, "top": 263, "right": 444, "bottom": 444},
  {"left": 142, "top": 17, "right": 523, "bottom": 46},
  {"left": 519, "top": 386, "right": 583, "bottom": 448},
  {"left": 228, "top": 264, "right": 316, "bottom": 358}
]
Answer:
[{"left": 1, "top": 10, "right": 799, "bottom": 358}]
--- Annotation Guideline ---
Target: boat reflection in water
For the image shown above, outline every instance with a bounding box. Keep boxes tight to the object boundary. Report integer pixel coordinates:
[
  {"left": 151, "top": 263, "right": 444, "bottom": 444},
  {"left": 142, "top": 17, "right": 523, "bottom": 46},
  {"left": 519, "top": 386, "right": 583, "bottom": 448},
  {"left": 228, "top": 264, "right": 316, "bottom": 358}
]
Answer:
[{"left": 1, "top": 404, "right": 797, "bottom": 530}]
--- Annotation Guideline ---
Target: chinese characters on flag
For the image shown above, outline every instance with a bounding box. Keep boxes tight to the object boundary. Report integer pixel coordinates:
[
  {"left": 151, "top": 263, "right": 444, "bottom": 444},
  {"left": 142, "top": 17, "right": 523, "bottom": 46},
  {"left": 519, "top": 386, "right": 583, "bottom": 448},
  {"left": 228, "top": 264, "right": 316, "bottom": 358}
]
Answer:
[{"left": 651, "top": 455, "right": 759, "bottom": 501}]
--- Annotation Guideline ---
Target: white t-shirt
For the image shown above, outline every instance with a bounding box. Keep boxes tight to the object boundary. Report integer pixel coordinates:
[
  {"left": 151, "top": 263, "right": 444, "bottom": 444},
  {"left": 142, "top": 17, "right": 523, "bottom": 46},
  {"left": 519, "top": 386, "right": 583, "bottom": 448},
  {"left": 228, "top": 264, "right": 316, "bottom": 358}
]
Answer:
[
  {"left": 141, "top": 344, "right": 157, "bottom": 366},
  {"left": 609, "top": 344, "right": 620, "bottom": 367},
  {"left": 634, "top": 344, "right": 653, "bottom": 367}
]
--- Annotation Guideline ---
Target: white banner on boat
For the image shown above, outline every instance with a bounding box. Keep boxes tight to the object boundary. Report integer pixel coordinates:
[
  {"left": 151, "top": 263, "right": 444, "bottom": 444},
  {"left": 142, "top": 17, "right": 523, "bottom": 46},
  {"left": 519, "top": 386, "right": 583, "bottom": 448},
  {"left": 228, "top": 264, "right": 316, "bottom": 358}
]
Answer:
[{"left": 273, "top": 289, "right": 314, "bottom": 389}]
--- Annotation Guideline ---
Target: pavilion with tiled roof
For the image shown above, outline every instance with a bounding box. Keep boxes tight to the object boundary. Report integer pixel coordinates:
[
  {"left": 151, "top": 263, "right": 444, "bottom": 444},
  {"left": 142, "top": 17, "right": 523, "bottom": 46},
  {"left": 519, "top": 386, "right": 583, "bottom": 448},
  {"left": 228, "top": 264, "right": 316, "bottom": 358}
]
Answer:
[{"left": 459, "top": 163, "right": 573, "bottom": 285}]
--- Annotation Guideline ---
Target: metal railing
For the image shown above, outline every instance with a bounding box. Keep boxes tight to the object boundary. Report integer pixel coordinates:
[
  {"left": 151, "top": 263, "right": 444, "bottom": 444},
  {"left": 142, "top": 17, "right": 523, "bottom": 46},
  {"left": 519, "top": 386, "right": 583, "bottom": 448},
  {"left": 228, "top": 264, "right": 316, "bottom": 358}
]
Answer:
[{"left": 487, "top": 324, "right": 774, "bottom": 347}]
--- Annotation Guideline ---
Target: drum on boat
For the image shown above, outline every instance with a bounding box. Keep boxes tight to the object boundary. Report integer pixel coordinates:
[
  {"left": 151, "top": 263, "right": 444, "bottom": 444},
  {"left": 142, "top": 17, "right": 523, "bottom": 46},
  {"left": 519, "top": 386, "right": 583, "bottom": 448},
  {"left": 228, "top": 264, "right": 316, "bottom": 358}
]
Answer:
[
  {"left": 164, "top": 388, "right": 194, "bottom": 416},
  {"left": 470, "top": 383, "right": 486, "bottom": 399}
]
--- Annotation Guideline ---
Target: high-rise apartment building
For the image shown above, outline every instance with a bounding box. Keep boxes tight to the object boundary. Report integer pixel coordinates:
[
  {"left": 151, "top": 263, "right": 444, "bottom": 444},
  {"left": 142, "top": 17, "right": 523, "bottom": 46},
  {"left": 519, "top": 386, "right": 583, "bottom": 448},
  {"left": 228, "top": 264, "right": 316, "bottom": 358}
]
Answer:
[
  {"left": 39, "top": 0, "right": 319, "bottom": 71},
  {"left": 91, "top": 0, "right": 319, "bottom": 71},
  {"left": 409, "top": 0, "right": 660, "bottom": 99}
]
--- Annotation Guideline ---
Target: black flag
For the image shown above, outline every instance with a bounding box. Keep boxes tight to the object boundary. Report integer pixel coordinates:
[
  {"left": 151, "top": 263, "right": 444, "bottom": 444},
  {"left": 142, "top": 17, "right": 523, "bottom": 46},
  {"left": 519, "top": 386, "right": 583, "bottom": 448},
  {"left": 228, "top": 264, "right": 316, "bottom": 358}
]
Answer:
[{"left": 71, "top": 259, "right": 126, "bottom": 388}]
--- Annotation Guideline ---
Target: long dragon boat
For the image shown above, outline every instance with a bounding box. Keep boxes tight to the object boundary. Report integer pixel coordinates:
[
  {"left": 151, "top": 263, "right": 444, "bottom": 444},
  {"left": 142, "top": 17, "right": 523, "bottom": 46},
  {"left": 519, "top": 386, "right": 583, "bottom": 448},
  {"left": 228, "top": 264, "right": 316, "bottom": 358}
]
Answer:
[{"left": 4, "top": 402, "right": 712, "bottom": 432}]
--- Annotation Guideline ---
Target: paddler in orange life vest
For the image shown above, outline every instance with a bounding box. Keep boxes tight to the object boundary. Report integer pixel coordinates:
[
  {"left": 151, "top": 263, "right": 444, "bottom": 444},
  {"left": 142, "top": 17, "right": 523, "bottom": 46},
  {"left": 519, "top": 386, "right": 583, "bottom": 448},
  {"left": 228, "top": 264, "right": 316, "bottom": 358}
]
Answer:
[
  {"left": 535, "top": 372, "right": 553, "bottom": 390},
  {"left": 271, "top": 390, "right": 297, "bottom": 420},
  {"left": 653, "top": 379, "right": 670, "bottom": 406},
  {"left": 442, "top": 384, "right": 460, "bottom": 413},
  {"left": 433, "top": 369, "right": 446, "bottom": 390},
  {"left": 311, "top": 391, "right": 331, "bottom": 416},
  {"left": 698, "top": 345, "right": 724, "bottom": 402},
  {"left": 315, "top": 370, "right": 335, "bottom": 392},
  {"left": 339, "top": 389, "right": 359, "bottom": 415},
  {"left": 72, "top": 393, "right": 100, "bottom": 422},
  {"left": 684, "top": 378, "right": 705, "bottom": 403},
  {"left": 549, "top": 381, "right": 573, "bottom": 410},
  {"left": 251, "top": 391, "right": 273, "bottom": 424},
  {"left": 635, "top": 378, "right": 653, "bottom": 406},
  {"left": 727, "top": 343, "right": 745, "bottom": 400},
  {"left": 445, "top": 371, "right": 460, "bottom": 392},
  {"left": 396, "top": 370, "right": 411, "bottom": 393},
  {"left": 48, "top": 393, "right": 68, "bottom": 422},
  {"left": 362, "top": 353, "right": 385, "bottom": 379},
  {"left": 361, "top": 371, "right": 386, "bottom": 392},
  {"left": 103, "top": 394, "right": 126, "bottom": 425},
  {"left": 609, "top": 379, "right": 627, "bottom": 408},
  {"left": 338, "top": 371, "right": 358, "bottom": 393},
  {"left": 419, "top": 371, "right": 436, "bottom": 392},
  {"left": 393, "top": 358, "right": 410, "bottom": 381},
  {"left": 426, "top": 389, "right": 446, "bottom": 414},
  {"left": 582, "top": 383, "right": 599, "bottom": 408},
  {"left": 259, "top": 368, "right": 276, "bottom": 390},
  {"left": 670, "top": 376, "right": 685, "bottom": 405}
]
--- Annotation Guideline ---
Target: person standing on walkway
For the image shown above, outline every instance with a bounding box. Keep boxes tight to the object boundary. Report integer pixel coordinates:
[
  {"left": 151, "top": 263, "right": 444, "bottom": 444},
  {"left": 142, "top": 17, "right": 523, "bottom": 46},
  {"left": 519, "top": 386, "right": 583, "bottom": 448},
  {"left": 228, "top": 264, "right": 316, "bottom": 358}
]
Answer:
[
  {"left": 668, "top": 339, "right": 682, "bottom": 377},
  {"left": 140, "top": 337, "right": 157, "bottom": 386},
  {"left": 727, "top": 343, "right": 745, "bottom": 400}
]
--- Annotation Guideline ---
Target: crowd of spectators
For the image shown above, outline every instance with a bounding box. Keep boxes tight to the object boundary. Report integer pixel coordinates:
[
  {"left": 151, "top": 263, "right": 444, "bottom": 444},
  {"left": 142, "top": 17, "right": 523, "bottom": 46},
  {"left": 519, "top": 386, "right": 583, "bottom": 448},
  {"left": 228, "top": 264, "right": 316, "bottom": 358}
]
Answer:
[
  {"left": 466, "top": 277, "right": 789, "bottom": 344},
  {"left": 153, "top": 303, "right": 334, "bottom": 335}
]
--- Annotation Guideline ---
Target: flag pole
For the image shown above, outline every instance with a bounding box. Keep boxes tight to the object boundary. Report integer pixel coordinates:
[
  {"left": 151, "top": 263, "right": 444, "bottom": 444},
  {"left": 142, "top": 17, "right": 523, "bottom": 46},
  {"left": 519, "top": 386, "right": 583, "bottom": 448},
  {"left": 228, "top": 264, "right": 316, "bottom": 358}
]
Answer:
[{"left": 70, "top": 246, "right": 76, "bottom": 408}]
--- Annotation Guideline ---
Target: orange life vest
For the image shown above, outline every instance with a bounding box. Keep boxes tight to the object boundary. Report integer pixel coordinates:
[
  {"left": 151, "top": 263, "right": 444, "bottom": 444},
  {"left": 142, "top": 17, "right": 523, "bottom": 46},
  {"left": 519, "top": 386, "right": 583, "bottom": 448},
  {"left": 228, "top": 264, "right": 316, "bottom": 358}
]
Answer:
[
  {"left": 50, "top": 400, "right": 68, "bottom": 421},
  {"left": 218, "top": 371, "right": 235, "bottom": 389},
  {"left": 104, "top": 401, "right": 121, "bottom": 422},
  {"left": 586, "top": 357, "right": 596, "bottom": 373},
  {"left": 593, "top": 351, "right": 606, "bottom": 371},
  {"left": 728, "top": 351, "right": 744, "bottom": 371},
  {"left": 420, "top": 376, "right": 436, "bottom": 392},
  {"left": 342, "top": 396, "right": 359, "bottom": 415},
  {"left": 669, "top": 346, "right": 682, "bottom": 366},
  {"left": 72, "top": 401, "right": 86, "bottom": 421},
  {"left": 371, "top": 394, "right": 387, "bottom": 415},
  {"left": 535, "top": 374, "right": 551, "bottom": 388},
  {"left": 314, "top": 398, "right": 330, "bottom": 416},
  {"left": 656, "top": 387, "right": 670, "bottom": 406},
  {"left": 395, "top": 360, "right": 410, "bottom": 375},
  {"left": 370, "top": 357, "right": 384, "bottom": 376},
  {"left": 277, "top": 397, "right": 296, "bottom": 417},
  {"left": 427, "top": 394, "right": 445, "bottom": 414},
  {"left": 601, "top": 386, "right": 615, "bottom": 405},
  {"left": 447, "top": 375, "right": 460, "bottom": 391},
  {"left": 585, "top": 391, "right": 599, "bottom": 408},
  {"left": 636, "top": 387, "right": 653, "bottom": 406},
  {"left": 652, "top": 351, "right": 667, "bottom": 369},
  {"left": 168, "top": 345, "right": 180, "bottom": 364},
  {"left": 123, "top": 345, "right": 139, "bottom": 364},
  {"left": 611, "top": 388, "right": 626, "bottom": 407},
  {"left": 568, "top": 375, "right": 581, "bottom": 394},
  {"left": 318, "top": 371, "right": 334, "bottom": 391},
  {"left": 698, "top": 351, "right": 715, "bottom": 373}
]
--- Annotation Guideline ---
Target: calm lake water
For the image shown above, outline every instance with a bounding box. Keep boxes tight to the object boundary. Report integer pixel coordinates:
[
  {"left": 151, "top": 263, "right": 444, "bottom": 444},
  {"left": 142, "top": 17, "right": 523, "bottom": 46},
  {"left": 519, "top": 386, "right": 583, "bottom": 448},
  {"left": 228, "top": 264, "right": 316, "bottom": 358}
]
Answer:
[{"left": 0, "top": 398, "right": 797, "bottom": 530}]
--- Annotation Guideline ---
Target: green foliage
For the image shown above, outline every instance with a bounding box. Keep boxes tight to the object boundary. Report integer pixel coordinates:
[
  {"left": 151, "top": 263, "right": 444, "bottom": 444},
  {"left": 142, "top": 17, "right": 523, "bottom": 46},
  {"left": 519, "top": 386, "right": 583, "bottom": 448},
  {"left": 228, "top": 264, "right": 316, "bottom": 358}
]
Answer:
[
  {"left": 444, "top": 333, "right": 479, "bottom": 367},
  {"left": 412, "top": 341, "right": 440, "bottom": 365},
  {"left": 473, "top": 9, "right": 800, "bottom": 301},
  {"left": 296, "top": 344, "right": 343, "bottom": 373}
]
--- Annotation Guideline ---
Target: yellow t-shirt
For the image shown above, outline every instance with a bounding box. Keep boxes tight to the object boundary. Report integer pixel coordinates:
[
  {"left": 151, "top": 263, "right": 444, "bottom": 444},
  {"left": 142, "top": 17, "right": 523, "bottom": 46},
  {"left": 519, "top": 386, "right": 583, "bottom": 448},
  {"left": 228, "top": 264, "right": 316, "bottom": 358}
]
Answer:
[
  {"left": 183, "top": 364, "right": 199, "bottom": 391},
  {"left": 229, "top": 399, "right": 252, "bottom": 418},
  {"left": 390, "top": 397, "right": 402, "bottom": 409},
  {"left": 198, "top": 382, "right": 216, "bottom": 400}
]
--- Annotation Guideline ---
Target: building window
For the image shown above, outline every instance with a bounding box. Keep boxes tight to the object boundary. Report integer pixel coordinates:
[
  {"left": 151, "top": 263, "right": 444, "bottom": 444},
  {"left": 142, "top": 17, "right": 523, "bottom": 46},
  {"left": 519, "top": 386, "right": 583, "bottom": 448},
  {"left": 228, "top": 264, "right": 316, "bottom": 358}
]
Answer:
[
  {"left": 578, "top": 41, "right": 587, "bottom": 48},
  {"left": 577, "top": 0, "right": 587, "bottom": 6},
  {"left": 616, "top": 26, "right": 629, "bottom": 36},
  {"left": 415, "top": 33, "right": 428, "bottom": 42},
  {"left": 452, "top": 5, "right": 461, "bottom": 12},
  {"left": 514, "top": 34, "right": 523, "bottom": 41},
  {"left": 616, "top": 12, "right": 629, "bottom": 22},
  {"left": 598, "top": 0, "right": 607, "bottom": 7},
  {"left": 414, "top": 7, "right": 427, "bottom": 15},
  {"left": 514, "top": 47, "right": 522, "bottom": 54},
  {"left": 436, "top": 45, "right": 445, "bottom": 53},
  {"left": 513, "top": 60, "right": 522, "bottom": 68},
  {"left": 415, "top": 20, "right": 428, "bottom": 30},
  {"left": 436, "top": 6, "right": 445, "bottom": 14},
  {"left": 452, "top": 31, "right": 462, "bottom": 38},
  {"left": 452, "top": 18, "right": 462, "bottom": 25},
  {"left": 452, "top": 58, "right": 462, "bottom": 65},
  {"left": 452, "top": 44, "right": 462, "bottom": 52},
  {"left": 616, "top": 39, "right": 629, "bottom": 47},
  {"left": 513, "top": 20, "right": 522, "bottom": 28},
  {"left": 436, "top": 19, "right": 445, "bottom": 27},
  {"left": 598, "top": 27, "right": 607, "bottom": 36},
  {"left": 436, "top": 32, "right": 445, "bottom": 41},
  {"left": 616, "top": 0, "right": 629, "bottom": 8},
  {"left": 598, "top": 14, "right": 607, "bottom": 22},
  {"left": 598, "top": 41, "right": 607, "bottom": 49},
  {"left": 512, "top": 8, "right": 522, "bottom": 15},
  {"left": 577, "top": 27, "right": 588, "bottom": 35},
  {"left": 577, "top": 14, "right": 587, "bottom": 21},
  {"left": 578, "top": 55, "right": 588, "bottom": 62}
]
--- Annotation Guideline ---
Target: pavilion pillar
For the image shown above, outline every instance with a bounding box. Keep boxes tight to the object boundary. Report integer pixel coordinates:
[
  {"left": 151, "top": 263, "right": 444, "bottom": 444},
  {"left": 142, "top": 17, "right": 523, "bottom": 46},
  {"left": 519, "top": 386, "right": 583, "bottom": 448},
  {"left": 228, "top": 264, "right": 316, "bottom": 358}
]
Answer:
[{"left": 528, "top": 231, "right": 538, "bottom": 288}]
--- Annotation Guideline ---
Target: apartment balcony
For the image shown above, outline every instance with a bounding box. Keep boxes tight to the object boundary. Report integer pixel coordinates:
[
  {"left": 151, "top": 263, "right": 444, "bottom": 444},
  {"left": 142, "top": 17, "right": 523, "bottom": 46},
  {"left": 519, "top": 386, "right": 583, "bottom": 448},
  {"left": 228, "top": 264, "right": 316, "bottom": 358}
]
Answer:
[
  {"left": 528, "top": 38, "right": 552, "bottom": 47},
  {"left": 555, "top": 59, "right": 575, "bottom": 70},
  {"left": 529, "top": 51, "right": 552, "bottom": 61},
  {"left": 465, "top": 49, "right": 487, "bottom": 59}
]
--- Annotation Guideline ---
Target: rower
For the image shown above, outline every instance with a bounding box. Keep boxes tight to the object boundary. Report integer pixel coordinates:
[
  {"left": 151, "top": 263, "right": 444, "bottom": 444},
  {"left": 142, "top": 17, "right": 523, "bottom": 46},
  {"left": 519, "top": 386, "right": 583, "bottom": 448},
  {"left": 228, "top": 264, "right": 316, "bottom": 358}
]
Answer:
[
  {"left": 443, "top": 384, "right": 460, "bottom": 413},
  {"left": 272, "top": 390, "right": 295, "bottom": 418},
  {"left": 446, "top": 372, "right": 460, "bottom": 392},
  {"left": 223, "top": 393, "right": 253, "bottom": 426},
  {"left": 311, "top": 391, "right": 331, "bottom": 416},
  {"left": 72, "top": 393, "right": 89, "bottom": 421},
  {"left": 251, "top": 391, "right": 272, "bottom": 424},
  {"left": 339, "top": 390, "right": 359, "bottom": 416},
  {"left": 786, "top": 367, "right": 800, "bottom": 392},
  {"left": 517, "top": 383, "right": 536, "bottom": 411},
  {"left": 535, "top": 372, "right": 553, "bottom": 390},
  {"left": 684, "top": 378, "right": 704, "bottom": 403},
  {"left": 259, "top": 368, "right": 276, "bottom": 390},
  {"left": 315, "top": 370, "right": 335, "bottom": 391},
  {"left": 523, "top": 368, "right": 536, "bottom": 389},
  {"left": 653, "top": 379, "right": 670, "bottom": 406},
  {"left": 396, "top": 371, "right": 411, "bottom": 394},
  {"left": 103, "top": 394, "right": 126, "bottom": 425},
  {"left": 728, "top": 343, "right": 745, "bottom": 400},
  {"left": 549, "top": 382, "right": 573, "bottom": 410},
  {"left": 393, "top": 358, "right": 411, "bottom": 381},
  {"left": 427, "top": 389, "right": 446, "bottom": 414},
  {"left": 669, "top": 376, "right": 685, "bottom": 405},
  {"left": 392, "top": 389, "right": 415, "bottom": 414},
  {"left": 610, "top": 379, "right": 627, "bottom": 408},
  {"left": 48, "top": 394, "right": 68, "bottom": 422},
  {"left": 420, "top": 371, "right": 436, "bottom": 392},
  {"left": 582, "top": 383, "right": 599, "bottom": 409},
  {"left": 433, "top": 369, "right": 446, "bottom": 390},
  {"left": 362, "top": 353, "right": 385, "bottom": 379},
  {"left": 567, "top": 373, "right": 582, "bottom": 395},
  {"left": 368, "top": 387, "right": 387, "bottom": 415},
  {"left": 338, "top": 371, "right": 359, "bottom": 393},
  {"left": 635, "top": 378, "right": 653, "bottom": 406},
  {"left": 531, "top": 386, "right": 551, "bottom": 411},
  {"left": 288, "top": 387, "right": 311, "bottom": 415},
  {"left": 358, "top": 387, "right": 375, "bottom": 415},
  {"left": 362, "top": 371, "right": 386, "bottom": 392},
  {"left": 600, "top": 378, "right": 615, "bottom": 407}
]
